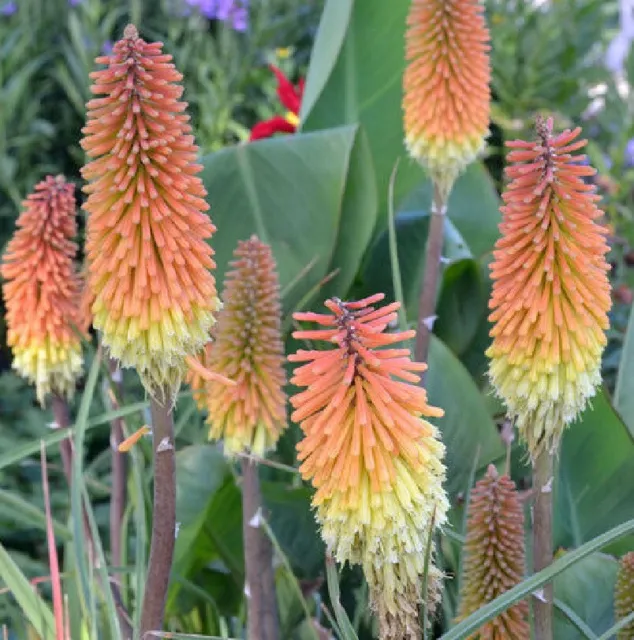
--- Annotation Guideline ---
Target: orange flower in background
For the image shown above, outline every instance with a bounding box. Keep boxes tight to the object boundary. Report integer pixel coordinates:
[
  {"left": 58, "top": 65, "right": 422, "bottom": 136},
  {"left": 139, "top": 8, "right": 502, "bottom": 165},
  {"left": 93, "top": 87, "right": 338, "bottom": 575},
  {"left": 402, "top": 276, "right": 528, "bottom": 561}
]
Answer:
[
  {"left": 249, "top": 65, "right": 304, "bottom": 141},
  {"left": 1, "top": 175, "right": 83, "bottom": 405},
  {"left": 487, "top": 117, "right": 611, "bottom": 459},
  {"left": 403, "top": 0, "right": 491, "bottom": 197},
  {"left": 456, "top": 465, "right": 529, "bottom": 639},
  {"left": 188, "top": 236, "right": 287, "bottom": 456},
  {"left": 289, "top": 294, "right": 448, "bottom": 640},
  {"left": 80, "top": 24, "right": 222, "bottom": 398}
]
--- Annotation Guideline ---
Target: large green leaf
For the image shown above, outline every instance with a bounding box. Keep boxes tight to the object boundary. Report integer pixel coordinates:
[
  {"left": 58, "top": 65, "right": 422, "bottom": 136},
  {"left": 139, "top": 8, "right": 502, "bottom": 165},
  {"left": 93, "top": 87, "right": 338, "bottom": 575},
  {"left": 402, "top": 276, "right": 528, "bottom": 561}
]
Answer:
[
  {"left": 553, "top": 552, "right": 618, "bottom": 639},
  {"left": 167, "top": 444, "right": 239, "bottom": 613},
  {"left": 435, "top": 259, "right": 487, "bottom": 359},
  {"left": 555, "top": 390, "right": 634, "bottom": 554},
  {"left": 262, "top": 483, "right": 324, "bottom": 578},
  {"left": 426, "top": 336, "right": 505, "bottom": 496},
  {"left": 614, "top": 305, "right": 634, "bottom": 438},
  {"left": 200, "top": 125, "right": 377, "bottom": 314},
  {"left": 300, "top": 0, "right": 424, "bottom": 227}
]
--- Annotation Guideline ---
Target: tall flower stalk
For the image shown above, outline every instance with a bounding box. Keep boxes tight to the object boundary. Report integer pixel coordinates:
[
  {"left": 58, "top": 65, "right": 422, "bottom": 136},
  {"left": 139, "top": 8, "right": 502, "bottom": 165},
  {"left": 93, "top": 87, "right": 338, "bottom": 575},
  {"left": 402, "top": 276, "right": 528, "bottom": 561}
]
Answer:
[
  {"left": 487, "top": 116, "right": 611, "bottom": 638},
  {"left": 80, "top": 24, "right": 231, "bottom": 634},
  {"left": 187, "top": 236, "right": 286, "bottom": 639},
  {"left": 289, "top": 294, "right": 448, "bottom": 639},
  {"left": 403, "top": 0, "right": 490, "bottom": 366}
]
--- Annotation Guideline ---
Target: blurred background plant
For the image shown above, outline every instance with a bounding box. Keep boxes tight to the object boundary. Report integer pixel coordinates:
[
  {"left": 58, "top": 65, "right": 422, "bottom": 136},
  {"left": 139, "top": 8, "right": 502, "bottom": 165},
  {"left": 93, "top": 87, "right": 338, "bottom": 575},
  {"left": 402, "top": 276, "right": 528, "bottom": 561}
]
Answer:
[{"left": 1, "top": 0, "right": 634, "bottom": 638}]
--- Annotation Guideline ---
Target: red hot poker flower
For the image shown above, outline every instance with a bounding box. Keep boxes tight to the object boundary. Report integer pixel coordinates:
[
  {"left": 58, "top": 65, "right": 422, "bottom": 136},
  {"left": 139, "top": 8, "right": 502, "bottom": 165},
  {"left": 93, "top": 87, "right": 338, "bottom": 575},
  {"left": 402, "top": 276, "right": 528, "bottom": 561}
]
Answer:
[
  {"left": 80, "top": 24, "right": 223, "bottom": 398},
  {"left": 289, "top": 294, "right": 448, "bottom": 639},
  {"left": 1, "top": 175, "right": 83, "bottom": 405}
]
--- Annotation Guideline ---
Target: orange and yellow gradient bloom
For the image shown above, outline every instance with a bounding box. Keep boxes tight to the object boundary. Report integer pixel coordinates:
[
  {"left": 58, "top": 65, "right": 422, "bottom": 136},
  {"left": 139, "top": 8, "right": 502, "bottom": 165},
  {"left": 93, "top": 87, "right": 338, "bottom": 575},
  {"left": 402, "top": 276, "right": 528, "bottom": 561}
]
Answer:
[
  {"left": 487, "top": 117, "right": 611, "bottom": 459},
  {"left": 289, "top": 294, "right": 448, "bottom": 639},
  {"left": 1, "top": 175, "right": 83, "bottom": 405},
  {"left": 457, "top": 465, "right": 529, "bottom": 639},
  {"left": 403, "top": 0, "right": 490, "bottom": 197},
  {"left": 80, "top": 25, "right": 220, "bottom": 397},
  {"left": 187, "top": 236, "right": 287, "bottom": 456}
]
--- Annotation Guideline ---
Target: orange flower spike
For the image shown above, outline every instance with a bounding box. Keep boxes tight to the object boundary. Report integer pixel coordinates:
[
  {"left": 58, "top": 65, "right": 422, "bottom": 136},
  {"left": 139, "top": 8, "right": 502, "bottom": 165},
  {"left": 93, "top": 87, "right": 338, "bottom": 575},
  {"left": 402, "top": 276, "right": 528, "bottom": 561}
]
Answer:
[
  {"left": 80, "top": 24, "right": 221, "bottom": 398},
  {"left": 487, "top": 117, "right": 611, "bottom": 459},
  {"left": 1, "top": 175, "right": 83, "bottom": 406},
  {"left": 403, "top": 0, "right": 491, "bottom": 197},
  {"left": 456, "top": 465, "right": 529, "bottom": 639},
  {"left": 201, "top": 236, "right": 286, "bottom": 456},
  {"left": 290, "top": 294, "right": 448, "bottom": 640},
  {"left": 615, "top": 552, "right": 634, "bottom": 639}
]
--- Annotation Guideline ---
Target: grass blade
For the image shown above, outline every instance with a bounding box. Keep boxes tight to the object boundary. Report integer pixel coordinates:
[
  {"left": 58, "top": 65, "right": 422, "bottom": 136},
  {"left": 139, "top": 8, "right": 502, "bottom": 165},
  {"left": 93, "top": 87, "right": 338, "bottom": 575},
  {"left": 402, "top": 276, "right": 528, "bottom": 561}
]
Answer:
[
  {"left": 0, "top": 488, "right": 71, "bottom": 540},
  {"left": 596, "top": 610, "right": 634, "bottom": 640},
  {"left": 40, "top": 443, "right": 65, "bottom": 638},
  {"left": 69, "top": 350, "right": 103, "bottom": 628},
  {"left": 441, "top": 519, "right": 634, "bottom": 639},
  {"left": 0, "top": 399, "right": 152, "bottom": 472},
  {"left": 387, "top": 158, "right": 407, "bottom": 332},
  {"left": 553, "top": 598, "right": 597, "bottom": 639},
  {"left": 0, "top": 542, "right": 56, "bottom": 637},
  {"left": 325, "top": 555, "right": 359, "bottom": 640}
]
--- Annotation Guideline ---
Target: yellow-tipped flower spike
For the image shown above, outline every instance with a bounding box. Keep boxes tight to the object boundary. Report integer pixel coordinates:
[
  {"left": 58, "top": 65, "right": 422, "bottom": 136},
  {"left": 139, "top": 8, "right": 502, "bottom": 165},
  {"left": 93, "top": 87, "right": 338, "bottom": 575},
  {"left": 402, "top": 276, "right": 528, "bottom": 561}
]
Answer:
[
  {"left": 1, "top": 175, "right": 83, "bottom": 406},
  {"left": 615, "top": 552, "right": 634, "bottom": 639},
  {"left": 487, "top": 116, "right": 611, "bottom": 459},
  {"left": 191, "top": 236, "right": 287, "bottom": 457},
  {"left": 80, "top": 24, "right": 221, "bottom": 398},
  {"left": 456, "top": 465, "right": 529, "bottom": 639},
  {"left": 289, "top": 294, "right": 448, "bottom": 640},
  {"left": 403, "top": 0, "right": 491, "bottom": 198}
]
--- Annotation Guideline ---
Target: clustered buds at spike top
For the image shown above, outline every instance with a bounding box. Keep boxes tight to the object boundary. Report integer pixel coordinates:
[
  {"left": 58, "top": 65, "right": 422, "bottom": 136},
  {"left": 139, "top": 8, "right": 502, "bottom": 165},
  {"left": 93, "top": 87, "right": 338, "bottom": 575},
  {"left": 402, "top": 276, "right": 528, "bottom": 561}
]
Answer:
[
  {"left": 1, "top": 175, "right": 83, "bottom": 406},
  {"left": 80, "top": 24, "right": 221, "bottom": 398},
  {"left": 487, "top": 116, "right": 611, "bottom": 459},
  {"left": 456, "top": 465, "right": 529, "bottom": 639},
  {"left": 189, "top": 236, "right": 287, "bottom": 456},
  {"left": 615, "top": 552, "right": 634, "bottom": 639},
  {"left": 403, "top": 0, "right": 491, "bottom": 198},
  {"left": 289, "top": 294, "right": 448, "bottom": 640}
]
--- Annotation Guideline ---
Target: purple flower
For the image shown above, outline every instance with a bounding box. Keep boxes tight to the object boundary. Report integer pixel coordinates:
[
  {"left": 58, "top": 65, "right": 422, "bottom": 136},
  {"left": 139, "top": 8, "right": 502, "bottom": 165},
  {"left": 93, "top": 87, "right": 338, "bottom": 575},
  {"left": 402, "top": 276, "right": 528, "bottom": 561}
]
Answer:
[
  {"left": 68, "top": 0, "right": 82, "bottom": 5},
  {"left": 101, "top": 40, "right": 113, "bottom": 56},
  {"left": 1, "top": 1, "right": 16, "bottom": 15},
  {"left": 185, "top": 0, "right": 248, "bottom": 30}
]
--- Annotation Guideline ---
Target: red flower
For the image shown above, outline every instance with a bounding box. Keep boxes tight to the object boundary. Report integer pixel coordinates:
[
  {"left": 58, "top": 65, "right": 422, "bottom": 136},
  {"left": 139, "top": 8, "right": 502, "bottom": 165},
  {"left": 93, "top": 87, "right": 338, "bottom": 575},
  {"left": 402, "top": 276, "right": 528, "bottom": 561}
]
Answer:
[{"left": 250, "top": 65, "right": 304, "bottom": 141}]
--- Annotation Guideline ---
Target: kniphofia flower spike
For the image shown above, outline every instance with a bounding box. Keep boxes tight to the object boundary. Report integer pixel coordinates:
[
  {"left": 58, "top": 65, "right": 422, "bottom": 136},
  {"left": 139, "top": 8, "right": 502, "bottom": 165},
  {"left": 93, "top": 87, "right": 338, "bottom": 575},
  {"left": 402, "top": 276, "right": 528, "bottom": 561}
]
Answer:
[
  {"left": 403, "top": 0, "right": 491, "bottom": 197},
  {"left": 189, "top": 236, "right": 287, "bottom": 456},
  {"left": 289, "top": 294, "right": 448, "bottom": 640},
  {"left": 456, "top": 465, "right": 529, "bottom": 639},
  {"left": 615, "top": 552, "right": 634, "bottom": 639},
  {"left": 249, "top": 65, "right": 303, "bottom": 140},
  {"left": 487, "top": 116, "right": 611, "bottom": 459},
  {"left": 1, "top": 175, "right": 83, "bottom": 405},
  {"left": 81, "top": 24, "right": 225, "bottom": 399}
]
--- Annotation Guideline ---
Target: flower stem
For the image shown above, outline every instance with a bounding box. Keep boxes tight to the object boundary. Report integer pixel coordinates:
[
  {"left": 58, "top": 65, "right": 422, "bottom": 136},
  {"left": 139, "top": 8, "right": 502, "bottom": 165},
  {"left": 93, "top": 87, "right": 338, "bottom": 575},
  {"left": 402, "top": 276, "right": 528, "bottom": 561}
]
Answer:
[
  {"left": 140, "top": 390, "right": 176, "bottom": 638},
  {"left": 415, "top": 181, "right": 447, "bottom": 374},
  {"left": 241, "top": 458, "right": 279, "bottom": 640},
  {"left": 106, "top": 358, "right": 127, "bottom": 576},
  {"left": 532, "top": 448, "right": 554, "bottom": 640}
]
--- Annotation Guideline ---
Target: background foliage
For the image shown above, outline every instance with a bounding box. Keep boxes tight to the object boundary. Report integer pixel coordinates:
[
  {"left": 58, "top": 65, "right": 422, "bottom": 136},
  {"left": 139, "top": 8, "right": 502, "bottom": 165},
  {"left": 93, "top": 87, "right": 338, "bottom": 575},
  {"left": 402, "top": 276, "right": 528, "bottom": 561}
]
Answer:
[{"left": 1, "top": 0, "right": 634, "bottom": 638}]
